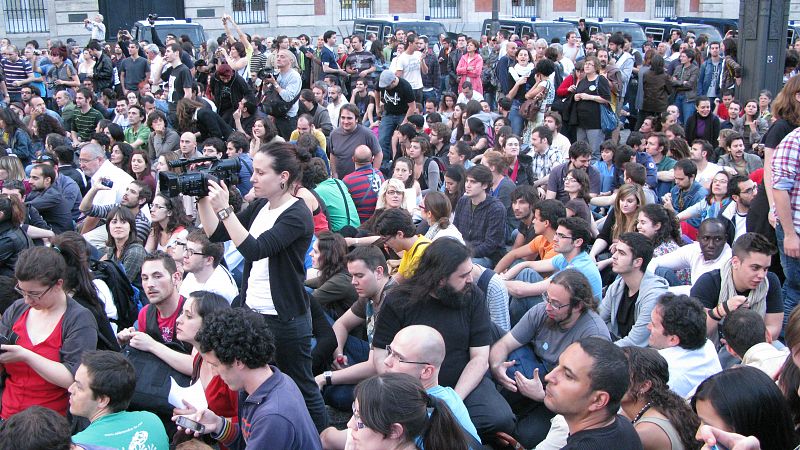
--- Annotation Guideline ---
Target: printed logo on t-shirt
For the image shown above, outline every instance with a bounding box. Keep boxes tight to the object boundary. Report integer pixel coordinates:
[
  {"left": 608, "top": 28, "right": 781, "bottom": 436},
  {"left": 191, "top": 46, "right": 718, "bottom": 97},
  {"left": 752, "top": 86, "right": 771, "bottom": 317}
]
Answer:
[
  {"left": 161, "top": 326, "right": 173, "bottom": 343},
  {"left": 383, "top": 90, "right": 401, "bottom": 106}
]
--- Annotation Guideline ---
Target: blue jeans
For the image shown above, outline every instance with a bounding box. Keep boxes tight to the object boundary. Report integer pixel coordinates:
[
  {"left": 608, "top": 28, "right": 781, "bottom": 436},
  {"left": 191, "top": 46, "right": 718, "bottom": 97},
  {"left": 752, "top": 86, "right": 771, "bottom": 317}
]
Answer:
[
  {"left": 378, "top": 113, "right": 405, "bottom": 164},
  {"left": 675, "top": 94, "right": 696, "bottom": 126},
  {"left": 509, "top": 268, "right": 545, "bottom": 326},
  {"left": 778, "top": 224, "right": 800, "bottom": 336},
  {"left": 509, "top": 99, "right": 525, "bottom": 136},
  {"left": 321, "top": 335, "right": 370, "bottom": 411},
  {"left": 439, "top": 75, "right": 449, "bottom": 93},
  {"left": 422, "top": 88, "right": 440, "bottom": 107},
  {"left": 262, "top": 311, "right": 328, "bottom": 430}
]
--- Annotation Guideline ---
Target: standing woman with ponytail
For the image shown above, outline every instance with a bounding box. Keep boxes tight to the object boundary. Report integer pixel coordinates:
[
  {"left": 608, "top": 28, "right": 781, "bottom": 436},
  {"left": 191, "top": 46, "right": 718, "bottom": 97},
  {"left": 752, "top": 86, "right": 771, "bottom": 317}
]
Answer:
[
  {"left": 0, "top": 246, "right": 98, "bottom": 419},
  {"left": 198, "top": 141, "right": 327, "bottom": 430}
]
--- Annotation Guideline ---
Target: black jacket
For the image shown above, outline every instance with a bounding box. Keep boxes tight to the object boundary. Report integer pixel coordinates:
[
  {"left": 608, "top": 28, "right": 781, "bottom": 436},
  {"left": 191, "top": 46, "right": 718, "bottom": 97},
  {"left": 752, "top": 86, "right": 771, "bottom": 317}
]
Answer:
[
  {"left": 0, "top": 221, "right": 31, "bottom": 277},
  {"left": 92, "top": 54, "right": 114, "bottom": 91},
  {"left": 209, "top": 73, "right": 253, "bottom": 117},
  {"left": 196, "top": 108, "right": 233, "bottom": 141}
]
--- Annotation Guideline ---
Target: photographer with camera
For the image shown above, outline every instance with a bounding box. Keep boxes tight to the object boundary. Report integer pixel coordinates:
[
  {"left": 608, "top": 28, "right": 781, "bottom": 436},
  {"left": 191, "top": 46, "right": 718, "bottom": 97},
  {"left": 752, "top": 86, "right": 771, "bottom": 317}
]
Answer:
[
  {"left": 261, "top": 49, "right": 301, "bottom": 141},
  {"left": 83, "top": 14, "right": 106, "bottom": 42}
]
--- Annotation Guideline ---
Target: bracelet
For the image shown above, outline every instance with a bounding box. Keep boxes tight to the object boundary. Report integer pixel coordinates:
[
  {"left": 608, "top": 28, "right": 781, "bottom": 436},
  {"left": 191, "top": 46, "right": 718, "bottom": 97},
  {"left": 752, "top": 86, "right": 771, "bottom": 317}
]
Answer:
[
  {"left": 708, "top": 307, "right": 721, "bottom": 321},
  {"left": 722, "top": 301, "right": 732, "bottom": 315}
]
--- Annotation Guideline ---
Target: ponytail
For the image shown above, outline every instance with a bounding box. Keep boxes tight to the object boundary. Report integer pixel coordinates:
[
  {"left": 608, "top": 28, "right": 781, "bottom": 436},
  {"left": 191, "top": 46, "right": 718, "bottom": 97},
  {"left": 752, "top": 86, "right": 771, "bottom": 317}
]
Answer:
[{"left": 421, "top": 393, "right": 469, "bottom": 450}]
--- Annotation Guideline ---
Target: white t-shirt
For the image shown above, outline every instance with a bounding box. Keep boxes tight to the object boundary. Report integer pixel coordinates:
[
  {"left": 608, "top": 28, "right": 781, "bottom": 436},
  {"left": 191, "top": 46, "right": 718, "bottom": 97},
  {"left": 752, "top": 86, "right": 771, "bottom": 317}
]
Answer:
[
  {"left": 659, "top": 339, "right": 722, "bottom": 398},
  {"left": 245, "top": 198, "right": 298, "bottom": 314},
  {"left": 390, "top": 51, "right": 424, "bottom": 89},
  {"left": 647, "top": 241, "right": 731, "bottom": 296},
  {"left": 92, "top": 160, "right": 135, "bottom": 206},
  {"left": 179, "top": 265, "right": 240, "bottom": 304},
  {"left": 696, "top": 162, "right": 722, "bottom": 188}
]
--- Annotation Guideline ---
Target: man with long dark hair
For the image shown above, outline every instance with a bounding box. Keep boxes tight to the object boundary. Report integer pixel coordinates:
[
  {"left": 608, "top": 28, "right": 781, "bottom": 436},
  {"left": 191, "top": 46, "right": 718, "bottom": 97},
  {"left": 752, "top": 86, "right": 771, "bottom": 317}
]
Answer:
[{"left": 371, "top": 238, "right": 515, "bottom": 442}]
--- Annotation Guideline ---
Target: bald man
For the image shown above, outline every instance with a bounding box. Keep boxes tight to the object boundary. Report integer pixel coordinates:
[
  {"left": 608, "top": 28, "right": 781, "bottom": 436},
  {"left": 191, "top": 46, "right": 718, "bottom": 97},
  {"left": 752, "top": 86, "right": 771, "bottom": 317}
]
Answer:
[
  {"left": 319, "top": 325, "right": 481, "bottom": 449},
  {"left": 342, "top": 144, "right": 385, "bottom": 221},
  {"left": 178, "top": 131, "right": 201, "bottom": 159}
]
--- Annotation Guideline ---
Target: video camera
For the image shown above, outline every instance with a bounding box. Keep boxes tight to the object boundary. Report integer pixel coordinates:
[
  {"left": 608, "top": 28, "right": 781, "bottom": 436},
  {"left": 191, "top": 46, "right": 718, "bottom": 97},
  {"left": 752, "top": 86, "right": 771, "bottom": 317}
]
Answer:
[{"left": 158, "top": 156, "right": 241, "bottom": 197}]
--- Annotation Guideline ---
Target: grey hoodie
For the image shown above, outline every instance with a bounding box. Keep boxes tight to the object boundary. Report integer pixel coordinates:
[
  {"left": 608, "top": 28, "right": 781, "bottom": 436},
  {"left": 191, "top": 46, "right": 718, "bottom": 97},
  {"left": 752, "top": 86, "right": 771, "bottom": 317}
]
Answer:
[{"left": 598, "top": 271, "right": 668, "bottom": 347}]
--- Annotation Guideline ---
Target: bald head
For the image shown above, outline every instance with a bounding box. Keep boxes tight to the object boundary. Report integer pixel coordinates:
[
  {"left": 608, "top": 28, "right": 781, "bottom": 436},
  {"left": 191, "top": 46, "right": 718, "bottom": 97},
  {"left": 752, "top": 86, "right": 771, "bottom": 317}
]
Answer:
[
  {"left": 179, "top": 132, "right": 197, "bottom": 157},
  {"left": 395, "top": 325, "right": 446, "bottom": 368},
  {"left": 352, "top": 145, "right": 373, "bottom": 166}
]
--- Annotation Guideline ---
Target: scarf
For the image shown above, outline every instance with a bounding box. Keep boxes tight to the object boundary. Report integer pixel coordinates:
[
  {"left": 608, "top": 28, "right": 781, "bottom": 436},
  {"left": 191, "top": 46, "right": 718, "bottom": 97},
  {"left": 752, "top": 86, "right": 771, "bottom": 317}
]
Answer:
[
  {"left": 718, "top": 259, "right": 769, "bottom": 319},
  {"left": 510, "top": 63, "right": 533, "bottom": 82}
]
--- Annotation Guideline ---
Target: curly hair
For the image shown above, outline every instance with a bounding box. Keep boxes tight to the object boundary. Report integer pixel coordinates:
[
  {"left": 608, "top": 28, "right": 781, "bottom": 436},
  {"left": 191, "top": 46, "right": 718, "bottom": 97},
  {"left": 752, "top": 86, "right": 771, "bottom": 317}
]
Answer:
[
  {"left": 33, "top": 114, "right": 66, "bottom": 142},
  {"left": 638, "top": 204, "right": 682, "bottom": 248},
  {"left": 152, "top": 193, "right": 193, "bottom": 237},
  {"left": 622, "top": 347, "right": 701, "bottom": 450},
  {"left": 195, "top": 308, "right": 276, "bottom": 368}
]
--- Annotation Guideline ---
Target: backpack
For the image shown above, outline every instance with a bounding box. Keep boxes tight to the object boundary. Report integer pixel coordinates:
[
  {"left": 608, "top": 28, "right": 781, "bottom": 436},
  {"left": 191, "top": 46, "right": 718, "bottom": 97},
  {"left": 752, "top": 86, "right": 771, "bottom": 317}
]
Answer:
[
  {"left": 424, "top": 156, "right": 447, "bottom": 191},
  {"left": 90, "top": 258, "right": 141, "bottom": 330}
]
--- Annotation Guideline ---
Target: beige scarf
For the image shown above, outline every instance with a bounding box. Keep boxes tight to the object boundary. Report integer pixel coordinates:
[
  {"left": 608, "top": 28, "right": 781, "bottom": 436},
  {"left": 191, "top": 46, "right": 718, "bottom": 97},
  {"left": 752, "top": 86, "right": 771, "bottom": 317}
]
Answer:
[{"left": 718, "top": 259, "right": 769, "bottom": 317}]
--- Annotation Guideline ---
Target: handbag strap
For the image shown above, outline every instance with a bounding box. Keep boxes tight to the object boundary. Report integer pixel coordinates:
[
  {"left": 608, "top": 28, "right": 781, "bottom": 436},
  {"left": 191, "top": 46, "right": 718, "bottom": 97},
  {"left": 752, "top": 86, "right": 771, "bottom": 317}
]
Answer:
[{"left": 333, "top": 179, "right": 352, "bottom": 226}]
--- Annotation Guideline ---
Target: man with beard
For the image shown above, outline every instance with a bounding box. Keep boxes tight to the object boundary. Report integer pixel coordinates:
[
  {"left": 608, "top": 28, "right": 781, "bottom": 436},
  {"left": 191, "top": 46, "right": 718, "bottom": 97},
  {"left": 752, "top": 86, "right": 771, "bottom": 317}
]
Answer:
[
  {"left": 722, "top": 174, "right": 756, "bottom": 240},
  {"left": 371, "top": 238, "right": 516, "bottom": 443},
  {"left": 489, "top": 269, "right": 611, "bottom": 448},
  {"left": 80, "top": 180, "right": 152, "bottom": 253}
]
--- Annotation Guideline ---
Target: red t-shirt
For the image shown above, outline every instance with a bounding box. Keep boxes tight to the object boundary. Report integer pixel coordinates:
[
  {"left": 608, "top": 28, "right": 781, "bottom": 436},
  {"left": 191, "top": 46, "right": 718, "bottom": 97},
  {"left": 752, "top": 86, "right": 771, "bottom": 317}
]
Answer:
[
  {"left": 136, "top": 296, "right": 185, "bottom": 343},
  {"left": 2, "top": 309, "right": 67, "bottom": 419}
]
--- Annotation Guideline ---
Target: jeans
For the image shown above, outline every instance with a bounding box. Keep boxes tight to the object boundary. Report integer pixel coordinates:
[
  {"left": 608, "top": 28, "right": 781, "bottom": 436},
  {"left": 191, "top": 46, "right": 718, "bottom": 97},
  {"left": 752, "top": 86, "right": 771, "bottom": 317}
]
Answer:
[
  {"left": 778, "top": 224, "right": 800, "bottom": 336},
  {"left": 422, "top": 88, "right": 440, "bottom": 107},
  {"left": 439, "top": 74, "right": 449, "bottom": 93},
  {"left": 378, "top": 113, "right": 405, "bottom": 164},
  {"left": 674, "top": 94, "right": 696, "bottom": 126},
  {"left": 471, "top": 256, "right": 494, "bottom": 268},
  {"left": 509, "top": 99, "right": 525, "bottom": 136},
  {"left": 509, "top": 268, "right": 545, "bottom": 326},
  {"left": 577, "top": 127, "right": 606, "bottom": 162},
  {"left": 463, "top": 375, "right": 516, "bottom": 440},
  {"left": 261, "top": 311, "right": 328, "bottom": 431},
  {"left": 321, "top": 334, "right": 370, "bottom": 411},
  {"left": 273, "top": 114, "right": 298, "bottom": 141}
]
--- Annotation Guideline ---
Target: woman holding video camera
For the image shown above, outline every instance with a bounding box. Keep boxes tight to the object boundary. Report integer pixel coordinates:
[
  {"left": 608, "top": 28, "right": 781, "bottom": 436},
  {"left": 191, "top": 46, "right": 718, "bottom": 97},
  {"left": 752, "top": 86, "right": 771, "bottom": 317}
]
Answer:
[{"left": 198, "top": 141, "right": 327, "bottom": 431}]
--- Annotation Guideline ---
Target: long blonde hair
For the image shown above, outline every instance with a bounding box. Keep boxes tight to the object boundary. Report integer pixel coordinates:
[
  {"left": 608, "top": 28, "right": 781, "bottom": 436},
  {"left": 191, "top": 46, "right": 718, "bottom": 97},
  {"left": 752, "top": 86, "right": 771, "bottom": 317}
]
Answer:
[
  {"left": 612, "top": 183, "right": 646, "bottom": 241},
  {"left": 0, "top": 156, "right": 25, "bottom": 181}
]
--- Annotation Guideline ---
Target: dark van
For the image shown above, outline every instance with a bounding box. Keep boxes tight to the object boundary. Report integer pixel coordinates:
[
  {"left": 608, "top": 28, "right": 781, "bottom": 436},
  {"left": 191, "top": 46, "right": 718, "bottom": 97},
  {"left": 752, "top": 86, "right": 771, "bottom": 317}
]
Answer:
[
  {"left": 561, "top": 18, "right": 647, "bottom": 50},
  {"left": 789, "top": 21, "right": 800, "bottom": 48},
  {"left": 631, "top": 19, "right": 722, "bottom": 45},
  {"left": 481, "top": 18, "right": 578, "bottom": 43},
  {"left": 131, "top": 17, "right": 206, "bottom": 51},
  {"left": 676, "top": 16, "right": 738, "bottom": 37},
  {"left": 352, "top": 17, "right": 454, "bottom": 42}
]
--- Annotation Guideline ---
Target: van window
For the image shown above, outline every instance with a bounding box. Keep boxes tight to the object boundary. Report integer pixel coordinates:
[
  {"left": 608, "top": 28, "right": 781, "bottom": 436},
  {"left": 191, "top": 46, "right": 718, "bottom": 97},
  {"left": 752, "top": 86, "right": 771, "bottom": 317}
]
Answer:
[
  {"left": 366, "top": 24, "right": 380, "bottom": 36},
  {"left": 354, "top": 23, "right": 367, "bottom": 35},
  {"left": 643, "top": 27, "right": 665, "bottom": 42}
]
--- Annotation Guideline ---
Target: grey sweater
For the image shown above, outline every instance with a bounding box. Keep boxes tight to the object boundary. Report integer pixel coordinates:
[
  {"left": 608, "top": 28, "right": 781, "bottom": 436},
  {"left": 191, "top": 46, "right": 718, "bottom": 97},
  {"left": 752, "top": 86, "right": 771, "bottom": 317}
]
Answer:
[{"left": 598, "top": 271, "right": 668, "bottom": 347}]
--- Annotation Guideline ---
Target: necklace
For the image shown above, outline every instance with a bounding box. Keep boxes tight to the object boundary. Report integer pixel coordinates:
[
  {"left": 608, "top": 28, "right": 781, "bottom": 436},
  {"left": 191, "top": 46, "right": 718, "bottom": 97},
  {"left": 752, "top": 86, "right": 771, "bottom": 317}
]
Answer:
[{"left": 632, "top": 401, "right": 653, "bottom": 424}]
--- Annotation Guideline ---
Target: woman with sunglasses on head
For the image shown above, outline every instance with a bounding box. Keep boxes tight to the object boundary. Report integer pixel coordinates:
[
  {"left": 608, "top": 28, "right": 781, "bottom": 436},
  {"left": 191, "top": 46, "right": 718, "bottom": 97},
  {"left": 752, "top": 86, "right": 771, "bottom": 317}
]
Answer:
[{"left": 0, "top": 246, "right": 98, "bottom": 420}]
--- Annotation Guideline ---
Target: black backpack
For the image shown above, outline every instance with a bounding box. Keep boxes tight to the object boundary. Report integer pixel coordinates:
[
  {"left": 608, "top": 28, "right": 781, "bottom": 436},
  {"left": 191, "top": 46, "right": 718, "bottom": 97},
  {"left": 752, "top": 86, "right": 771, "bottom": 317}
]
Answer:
[{"left": 90, "top": 259, "right": 140, "bottom": 330}]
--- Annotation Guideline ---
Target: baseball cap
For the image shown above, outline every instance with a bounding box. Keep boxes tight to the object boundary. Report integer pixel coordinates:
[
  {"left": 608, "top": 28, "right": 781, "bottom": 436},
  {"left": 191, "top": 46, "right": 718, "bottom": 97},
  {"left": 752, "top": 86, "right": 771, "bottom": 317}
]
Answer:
[{"left": 378, "top": 70, "right": 397, "bottom": 88}]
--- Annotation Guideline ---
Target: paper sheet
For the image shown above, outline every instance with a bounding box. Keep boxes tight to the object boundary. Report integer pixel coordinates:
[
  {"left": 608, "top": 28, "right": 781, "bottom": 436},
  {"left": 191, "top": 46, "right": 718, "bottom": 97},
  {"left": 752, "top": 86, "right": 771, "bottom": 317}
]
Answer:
[{"left": 168, "top": 377, "right": 208, "bottom": 410}]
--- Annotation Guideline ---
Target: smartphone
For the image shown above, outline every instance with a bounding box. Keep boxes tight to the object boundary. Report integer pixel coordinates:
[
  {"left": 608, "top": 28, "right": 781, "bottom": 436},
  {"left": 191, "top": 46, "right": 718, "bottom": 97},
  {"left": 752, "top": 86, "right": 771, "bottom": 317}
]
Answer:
[
  {"left": 100, "top": 178, "right": 113, "bottom": 188},
  {"left": 176, "top": 416, "right": 205, "bottom": 433}
]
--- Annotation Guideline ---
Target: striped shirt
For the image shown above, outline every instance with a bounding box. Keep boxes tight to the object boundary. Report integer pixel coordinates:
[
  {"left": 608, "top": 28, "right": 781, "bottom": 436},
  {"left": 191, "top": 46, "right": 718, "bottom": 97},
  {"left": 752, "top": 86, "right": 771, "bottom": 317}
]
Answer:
[
  {"left": 71, "top": 107, "right": 105, "bottom": 141},
  {"left": 1, "top": 58, "right": 32, "bottom": 95},
  {"left": 87, "top": 203, "right": 151, "bottom": 243},
  {"left": 529, "top": 145, "right": 565, "bottom": 181},
  {"left": 343, "top": 164, "right": 384, "bottom": 221},
  {"left": 772, "top": 126, "right": 800, "bottom": 233}
]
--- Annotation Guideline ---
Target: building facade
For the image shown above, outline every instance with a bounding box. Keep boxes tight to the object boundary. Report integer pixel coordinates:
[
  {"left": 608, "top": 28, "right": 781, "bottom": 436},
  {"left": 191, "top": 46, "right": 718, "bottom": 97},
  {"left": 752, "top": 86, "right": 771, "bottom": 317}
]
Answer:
[{"left": 2, "top": 0, "right": 800, "bottom": 45}]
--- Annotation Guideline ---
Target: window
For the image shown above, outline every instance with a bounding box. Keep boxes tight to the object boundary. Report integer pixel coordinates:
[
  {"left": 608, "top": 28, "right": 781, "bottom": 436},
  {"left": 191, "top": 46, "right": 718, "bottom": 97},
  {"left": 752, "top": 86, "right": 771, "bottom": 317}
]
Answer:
[
  {"left": 340, "top": 0, "right": 373, "bottom": 21},
  {"left": 4, "top": 0, "right": 48, "bottom": 33},
  {"left": 586, "top": 0, "right": 610, "bottom": 18},
  {"left": 654, "top": 0, "right": 676, "bottom": 18},
  {"left": 232, "top": 0, "right": 268, "bottom": 24},
  {"left": 429, "top": 0, "right": 459, "bottom": 19},
  {"left": 511, "top": 0, "right": 537, "bottom": 18}
]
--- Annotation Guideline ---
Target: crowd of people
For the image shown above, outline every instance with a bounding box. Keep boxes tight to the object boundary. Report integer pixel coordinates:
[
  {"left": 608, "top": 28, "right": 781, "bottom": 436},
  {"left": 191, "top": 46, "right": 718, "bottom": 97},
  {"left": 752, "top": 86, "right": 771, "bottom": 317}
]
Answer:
[{"left": 0, "top": 12, "right": 799, "bottom": 450}]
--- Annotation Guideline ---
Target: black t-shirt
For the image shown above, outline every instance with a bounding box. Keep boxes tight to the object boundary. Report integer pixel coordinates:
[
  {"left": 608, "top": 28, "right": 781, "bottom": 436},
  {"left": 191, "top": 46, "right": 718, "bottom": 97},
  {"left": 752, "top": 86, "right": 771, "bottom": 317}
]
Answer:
[
  {"left": 371, "top": 285, "right": 492, "bottom": 387},
  {"left": 574, "top": 76, "right": 611, "bottom": 130},
  {"left": 352, "top": 90, "right": 374, "bottom": 118},
  {"left": 517, "top": 220, "right": 537, "bottom": 245},
  {"left": 165, "top": 63, "right": 194, "bottom": 107},
  {"left": 380, "top": 78, "right": 415, "bottom": 116},
  {"left": 616, "top": 285, "right": 638, "bottom": 340},
  {"left": 563, "top": 416, "right": 643, "bottom": 449},
  {"left": 690, "top": 270, "right": 783, "bottom": 314}
]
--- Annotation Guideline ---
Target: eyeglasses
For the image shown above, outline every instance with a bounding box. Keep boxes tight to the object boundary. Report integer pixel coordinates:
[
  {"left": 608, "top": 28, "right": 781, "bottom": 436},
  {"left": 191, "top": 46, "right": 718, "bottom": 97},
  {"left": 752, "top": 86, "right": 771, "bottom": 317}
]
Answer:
[
  {"left": 564, "top": 176, "right": 577, "bottom": 183},
  {"left": 555, "top": 232, "right": 575, "bottom": 240},
  {"left": 419, "top": 204, "right": 427, "bottom": 211},
  {"left": 385, "top": 190, "right": 403, "bottom": 196},
  {"left": 385, "top": 345, "right": 430, "bottom": 365},
  {"left": 185, "top": 248, "right": 208, "bottom": 257},
  {"left": 351, "top": 403, "right": 366, "bottom": 429},
  {"left": 741, "top": 186, "right": 758, "bottom": 194},
  {"left": 544, "top": 295, "right": 570, "bottom": 310},
  {"left": 15, "top": 283, "right": 55, "bottom": 300}
]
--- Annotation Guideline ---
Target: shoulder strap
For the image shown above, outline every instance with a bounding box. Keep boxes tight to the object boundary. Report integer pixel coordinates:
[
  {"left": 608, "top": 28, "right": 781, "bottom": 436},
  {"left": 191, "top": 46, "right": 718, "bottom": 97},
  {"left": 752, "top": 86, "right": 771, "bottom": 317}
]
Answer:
[
  {"left": 332, "top": 179, "right": 352, "bottom": 225},
  {"left": 144, "top": 304, "right": 163, "bottom": 343},
  {"left": 408, "top": 240, "right": 431, "bottom": 259}
]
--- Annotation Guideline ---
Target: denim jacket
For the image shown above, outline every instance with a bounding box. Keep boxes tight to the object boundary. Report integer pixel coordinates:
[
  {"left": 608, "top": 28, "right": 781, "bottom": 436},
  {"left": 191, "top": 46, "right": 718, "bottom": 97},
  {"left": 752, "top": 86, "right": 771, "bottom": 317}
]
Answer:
[{"left": 697, "top": 57, "right": 723, "bottom": 97}]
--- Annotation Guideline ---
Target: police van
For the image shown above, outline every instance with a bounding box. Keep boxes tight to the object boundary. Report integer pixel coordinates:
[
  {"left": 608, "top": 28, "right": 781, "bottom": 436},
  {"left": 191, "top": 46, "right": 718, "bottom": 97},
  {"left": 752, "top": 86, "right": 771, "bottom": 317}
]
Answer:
[
  {"left": 352, "top": 17, "right": 455, "bottom": 42},
  {"left": 631, "top": 19, "right": 722, "bottom": 45},
  {"left": 481, "top": 17, "right": 578, "bottom": 43},
  {"left": 561, "top": 18, "right": 647, "bottom": 50},
  {"left": 131, "top": 17, "right": 206, "bottom": 51}
]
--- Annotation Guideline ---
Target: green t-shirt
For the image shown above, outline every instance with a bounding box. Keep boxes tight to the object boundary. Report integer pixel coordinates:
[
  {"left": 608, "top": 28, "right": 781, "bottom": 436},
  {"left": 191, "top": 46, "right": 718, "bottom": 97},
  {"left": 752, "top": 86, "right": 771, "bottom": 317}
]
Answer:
[
  {"left": 72, "top": 411, "right": 169, "bottom": 450},
  {"left": 314, "top": 178, "right": 361, "bottom": 231}
]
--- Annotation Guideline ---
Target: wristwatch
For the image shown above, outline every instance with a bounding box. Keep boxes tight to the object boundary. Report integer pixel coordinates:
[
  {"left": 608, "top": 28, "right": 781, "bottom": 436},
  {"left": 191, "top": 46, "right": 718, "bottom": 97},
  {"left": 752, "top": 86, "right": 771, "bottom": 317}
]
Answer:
[
  {"left": 216, "top": 206, "right": 235, "bottom": 221},
  {"left": 324, "top": 371, "right": 333, "bottom": 386}
]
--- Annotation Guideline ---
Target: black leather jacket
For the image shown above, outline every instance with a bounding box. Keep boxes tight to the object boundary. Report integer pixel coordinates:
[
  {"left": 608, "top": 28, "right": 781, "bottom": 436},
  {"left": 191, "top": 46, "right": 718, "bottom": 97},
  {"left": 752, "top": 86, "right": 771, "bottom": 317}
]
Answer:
[{"left": 0, "top": 221, "right": 30, "bottom": 277}]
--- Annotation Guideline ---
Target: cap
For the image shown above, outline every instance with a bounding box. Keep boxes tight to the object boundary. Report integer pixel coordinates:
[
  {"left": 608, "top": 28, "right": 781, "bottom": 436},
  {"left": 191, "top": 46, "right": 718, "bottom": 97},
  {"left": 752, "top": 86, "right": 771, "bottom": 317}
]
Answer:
[{"left": 378, "top": 70, "right": 397, "bottom": 88}]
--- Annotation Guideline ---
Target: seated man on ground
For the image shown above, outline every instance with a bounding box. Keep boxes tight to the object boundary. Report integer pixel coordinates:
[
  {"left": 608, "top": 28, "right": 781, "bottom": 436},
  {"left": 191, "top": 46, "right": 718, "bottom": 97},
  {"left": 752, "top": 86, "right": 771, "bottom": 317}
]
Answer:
[{"left": 721, "top": 308, "right": 789, "bottom": 379}]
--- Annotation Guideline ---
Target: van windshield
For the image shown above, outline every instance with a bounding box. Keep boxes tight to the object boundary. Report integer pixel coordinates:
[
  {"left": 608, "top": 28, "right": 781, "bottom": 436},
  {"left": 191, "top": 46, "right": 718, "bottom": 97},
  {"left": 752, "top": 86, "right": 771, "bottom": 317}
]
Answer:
[
  {"left": 532, "top": 23, "right": 577, "bottom": 42},
  {"left": 606, "top": 24, "right": 646, "bottom": 47},
  {"left": 685, "top": 24, "right": 722, "bottom": 42},
  {"left": 400, "top": 22, "right": 447, "bottom": 38},
  {"left": 135, "top": 25, "right": 206, "bottom": 47}
]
